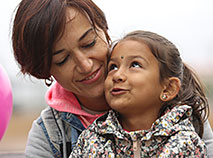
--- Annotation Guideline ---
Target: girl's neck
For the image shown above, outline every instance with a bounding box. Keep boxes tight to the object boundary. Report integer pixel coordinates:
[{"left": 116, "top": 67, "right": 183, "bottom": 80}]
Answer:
[
  {"left": 119, "top": 109, "right": 159, "bottom": 131},
  {"left": 76, "top": 95, "right": 110, "bottom": 112}
]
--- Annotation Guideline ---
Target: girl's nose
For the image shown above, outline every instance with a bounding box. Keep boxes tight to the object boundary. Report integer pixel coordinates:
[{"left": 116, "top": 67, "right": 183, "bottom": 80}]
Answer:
[{"left": 112, "top": 69, "right": 127, "bottom": 83}]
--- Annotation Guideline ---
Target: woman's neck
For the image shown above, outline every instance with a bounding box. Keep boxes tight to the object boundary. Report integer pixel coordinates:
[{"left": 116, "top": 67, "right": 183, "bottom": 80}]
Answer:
[{"left": 76, "top": 95, "right": 110, "bottom": 112}]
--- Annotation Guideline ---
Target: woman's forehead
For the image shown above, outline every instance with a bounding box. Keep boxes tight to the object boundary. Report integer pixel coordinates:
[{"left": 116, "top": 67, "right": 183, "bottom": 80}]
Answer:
[
  {"left": 65, "top": 7, "right": 79, "bottom": 23},
  {"left": 66, "top": 7, "right": 91, "bottom": 24}
]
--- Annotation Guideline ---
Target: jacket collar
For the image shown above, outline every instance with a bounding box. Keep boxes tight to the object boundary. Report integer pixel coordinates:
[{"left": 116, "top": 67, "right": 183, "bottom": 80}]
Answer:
[
  {"left": 92, "top": 105, "right": 195, "bottom": 140},
  {"left": 60, "top": 112, "right": 85, "bottom": 132}
]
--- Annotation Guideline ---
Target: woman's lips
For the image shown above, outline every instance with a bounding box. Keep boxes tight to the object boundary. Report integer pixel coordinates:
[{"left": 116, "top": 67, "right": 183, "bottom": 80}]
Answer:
[{"left": 78, "top": 66, "right": 103, "bottom": 84}]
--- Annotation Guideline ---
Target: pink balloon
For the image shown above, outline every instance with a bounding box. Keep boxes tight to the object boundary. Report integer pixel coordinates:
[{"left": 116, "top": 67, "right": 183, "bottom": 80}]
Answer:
[{"left": 0, "top": 65, "right": 13, "bottom": 141}]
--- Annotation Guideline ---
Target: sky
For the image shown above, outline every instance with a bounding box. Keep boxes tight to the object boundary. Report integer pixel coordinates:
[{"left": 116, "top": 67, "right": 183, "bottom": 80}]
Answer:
[
  {"left": 1, "top": 0, "right": 213, "bottom": 76},
  {"left": 0, "top": 0, "right": 213, "bottom": 108},
  {"left": 93, "top": 0, "right": 213, "bottom": 74}
]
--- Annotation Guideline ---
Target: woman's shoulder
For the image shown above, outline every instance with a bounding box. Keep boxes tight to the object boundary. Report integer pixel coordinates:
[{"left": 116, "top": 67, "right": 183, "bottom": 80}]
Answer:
[
  {"left": 32, "top": 106, "right": 64, "bottom": 142},
  {"left": 25, "top": 106, "right": 62, "bottom": 157}
]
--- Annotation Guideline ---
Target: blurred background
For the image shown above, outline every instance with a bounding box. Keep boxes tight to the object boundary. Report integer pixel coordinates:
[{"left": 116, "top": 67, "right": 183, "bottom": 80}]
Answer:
[{"left": 0, "top": 0, "right": 213, "bottom": 152}]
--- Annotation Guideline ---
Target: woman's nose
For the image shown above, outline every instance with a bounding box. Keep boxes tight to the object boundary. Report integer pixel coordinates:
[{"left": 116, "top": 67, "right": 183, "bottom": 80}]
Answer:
[{"left": 75, "top": 52, "right": 93, "bottom": 74}]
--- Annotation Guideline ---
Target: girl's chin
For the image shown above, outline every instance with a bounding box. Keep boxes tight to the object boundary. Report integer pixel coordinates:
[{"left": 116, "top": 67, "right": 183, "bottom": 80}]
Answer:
[{"left": 108, "top": 102, "right": 128, "bottom": 111}]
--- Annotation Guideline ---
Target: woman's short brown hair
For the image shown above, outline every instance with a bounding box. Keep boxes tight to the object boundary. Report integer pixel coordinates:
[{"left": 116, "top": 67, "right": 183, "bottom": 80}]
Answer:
[{"left": 12, "top": 0, "right": 110, "bottom": 79}]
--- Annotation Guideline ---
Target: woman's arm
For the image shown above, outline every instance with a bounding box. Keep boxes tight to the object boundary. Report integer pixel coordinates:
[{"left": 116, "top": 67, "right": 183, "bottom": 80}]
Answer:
[
  {"left": 203, "top": 120, "right": 213, "bottom": 157},
  {"left": 25, "top": 120, "right": 54, "bottom": 158}
]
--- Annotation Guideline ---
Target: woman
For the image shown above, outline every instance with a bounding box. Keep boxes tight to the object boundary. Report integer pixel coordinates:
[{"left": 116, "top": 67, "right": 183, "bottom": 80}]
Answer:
[{"left": 12, "top": 0, "right": 213, "bottom": 158}]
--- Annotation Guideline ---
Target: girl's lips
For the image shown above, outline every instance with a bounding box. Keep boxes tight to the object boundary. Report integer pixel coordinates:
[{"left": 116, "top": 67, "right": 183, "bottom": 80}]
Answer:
[
  {"left": 78, "top": 66, "right": 103, "bottom": 84},
  {"left": 111, "top": 88, "right": 129, "bottom": 95}
]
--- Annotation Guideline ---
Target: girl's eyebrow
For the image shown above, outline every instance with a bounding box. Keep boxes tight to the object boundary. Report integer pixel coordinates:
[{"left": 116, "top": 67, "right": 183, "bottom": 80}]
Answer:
[
  {"left": 128, "top": 55, "right": 149, "bottom": 65},
  {"left": 110, "top": 55, "right": 148, "bottom": 63},
  {"left": 129, "top": 55, "right": 147, "bottom": 61},
  {"left": 53, "top": 28, "right": 94, "bottom": 56}
]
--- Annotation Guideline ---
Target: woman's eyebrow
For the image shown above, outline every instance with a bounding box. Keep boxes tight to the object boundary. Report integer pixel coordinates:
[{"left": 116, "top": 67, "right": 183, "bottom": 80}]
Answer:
[
  {"left": 53, "top": 49, "right": 65, "bottom": 56},
  {"left": 53, "top": 28, "right": 94, "bottom": 55},
  {"left": 78, "top": 28, "right": 94, "bottom": 42}
]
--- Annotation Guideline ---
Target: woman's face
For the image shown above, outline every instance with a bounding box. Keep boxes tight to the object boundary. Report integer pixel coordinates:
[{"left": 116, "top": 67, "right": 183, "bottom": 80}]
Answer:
[{"left": 50, "top": 7, "right": 109, "bottom": 100}]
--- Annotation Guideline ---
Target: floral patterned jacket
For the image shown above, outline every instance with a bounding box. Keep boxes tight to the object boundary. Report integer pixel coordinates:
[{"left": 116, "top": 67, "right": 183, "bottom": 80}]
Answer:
[{"left": 70, "top": 105, "right": 207, "bottom": 158}]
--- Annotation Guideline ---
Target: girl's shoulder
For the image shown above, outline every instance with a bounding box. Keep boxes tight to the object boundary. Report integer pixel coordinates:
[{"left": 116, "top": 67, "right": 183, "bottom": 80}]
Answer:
[{"left": 158, "top": 130, "right": 207, "bottom": 157}]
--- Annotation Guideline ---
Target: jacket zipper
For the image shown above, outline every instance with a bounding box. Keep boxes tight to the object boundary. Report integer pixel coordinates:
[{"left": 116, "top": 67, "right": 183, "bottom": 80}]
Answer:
[{"left": 133, "top": 140, "right": 140, "bottom": 158}]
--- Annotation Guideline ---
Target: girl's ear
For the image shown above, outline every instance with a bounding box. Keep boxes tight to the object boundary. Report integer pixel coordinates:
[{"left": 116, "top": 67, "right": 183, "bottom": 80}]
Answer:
[{"left": 160, "top": 77, "right": 181, "bottom": 102}]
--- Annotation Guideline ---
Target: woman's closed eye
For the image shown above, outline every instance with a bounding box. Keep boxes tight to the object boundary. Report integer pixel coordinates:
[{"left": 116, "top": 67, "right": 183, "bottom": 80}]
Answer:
[
  {"left": 55, "top": 55, "right": 70, "bottom": 66},
  {"left": 130, "top": 61, "right": 142, "bottom": 68},
  {"left": 81, "top": 39, "right": 96, "bottom": 49}
]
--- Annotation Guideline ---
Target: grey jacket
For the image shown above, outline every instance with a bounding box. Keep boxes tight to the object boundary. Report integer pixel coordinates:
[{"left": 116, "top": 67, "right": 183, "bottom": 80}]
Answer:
[
  {"left": 25, "top": 107, "right": 85, "bottom": 158},
  {"left": 25, "top": 106, "right": 213, "bottom": 158}
]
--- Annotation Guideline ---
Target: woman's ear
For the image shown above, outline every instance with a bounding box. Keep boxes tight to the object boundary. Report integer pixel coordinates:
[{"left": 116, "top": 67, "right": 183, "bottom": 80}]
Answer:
[{"left": 160, "top": 77, "right": 181, "bottom": 102}]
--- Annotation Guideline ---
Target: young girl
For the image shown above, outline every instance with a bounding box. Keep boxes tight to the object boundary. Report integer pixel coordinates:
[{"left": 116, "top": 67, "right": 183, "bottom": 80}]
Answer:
[{"left": 70, "top": 30, "right": 209, "bottom": 157}]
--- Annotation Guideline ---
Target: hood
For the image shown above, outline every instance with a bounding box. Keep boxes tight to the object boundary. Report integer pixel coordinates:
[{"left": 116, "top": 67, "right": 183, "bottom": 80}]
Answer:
[{"left": 45, "top": 82, "right": 101, "bottom": 117}]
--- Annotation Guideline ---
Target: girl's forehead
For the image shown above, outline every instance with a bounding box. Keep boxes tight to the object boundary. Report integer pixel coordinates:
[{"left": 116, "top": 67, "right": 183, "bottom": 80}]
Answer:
[
  {"left": 111, "top": 40, "right": 143, "bottom": 55},
  {"left": 110, "top": 39, "right": 157, "bottom": 63}
]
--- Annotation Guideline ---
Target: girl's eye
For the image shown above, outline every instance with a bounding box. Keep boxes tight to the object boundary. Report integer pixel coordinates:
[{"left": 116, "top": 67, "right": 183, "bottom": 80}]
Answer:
[
  {"left": 81, "top": 39, "right": 96, "bottom": 49},
  {"left": 55, "top": 55, "right": 69, "bottom": 66},
  {"left": 130, "top": 61, "right": 142, "bottom": 68},
  {"left": 108, "top": 64, "right": 118, "bottom": 72}
]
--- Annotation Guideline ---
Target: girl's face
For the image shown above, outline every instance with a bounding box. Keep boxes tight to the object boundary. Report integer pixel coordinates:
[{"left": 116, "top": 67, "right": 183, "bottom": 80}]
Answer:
[
  {"left": 105, "top": 40, "right": 165, "bottom": 117},
  {"left": 50, "top": 8, "right": 109, "bottom": 102}
]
